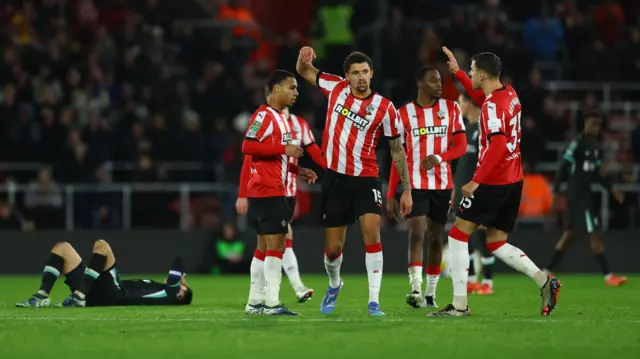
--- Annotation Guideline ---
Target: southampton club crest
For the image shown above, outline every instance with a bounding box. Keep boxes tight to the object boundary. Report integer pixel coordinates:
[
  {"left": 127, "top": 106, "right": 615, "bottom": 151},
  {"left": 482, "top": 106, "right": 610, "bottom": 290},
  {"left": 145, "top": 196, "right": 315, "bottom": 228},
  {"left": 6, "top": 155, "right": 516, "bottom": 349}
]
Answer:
[
  {"left": 365, "top": 104, "right": 375, "bottom": 116},
  {"left": 437, "top": 110, "right": 446, "bottom": 119}
]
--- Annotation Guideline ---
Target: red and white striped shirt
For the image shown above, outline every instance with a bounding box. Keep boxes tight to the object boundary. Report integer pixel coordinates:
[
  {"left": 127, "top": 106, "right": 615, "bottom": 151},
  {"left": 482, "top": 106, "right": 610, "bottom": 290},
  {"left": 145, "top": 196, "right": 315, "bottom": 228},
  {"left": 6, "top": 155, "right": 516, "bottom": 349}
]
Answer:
[
  {"left": 317, "top": 72, "right": 400, "bottom": 177},
  {"left": 397, "top": 99, "right": 465, "bottom": 190},
  {"left": 244, "top": 104, "right": 292, "bottom": 198},
  {"left": 286, "top": 114, "right": 316, "bottom": 197}
]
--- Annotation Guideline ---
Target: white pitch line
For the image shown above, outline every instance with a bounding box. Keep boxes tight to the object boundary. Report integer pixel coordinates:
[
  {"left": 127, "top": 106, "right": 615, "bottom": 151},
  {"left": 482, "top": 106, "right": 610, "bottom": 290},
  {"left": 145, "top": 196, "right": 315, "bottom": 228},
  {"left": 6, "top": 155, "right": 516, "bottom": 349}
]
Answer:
[{"left": 0, "top": 314, "right": 639, "bottom": 324}]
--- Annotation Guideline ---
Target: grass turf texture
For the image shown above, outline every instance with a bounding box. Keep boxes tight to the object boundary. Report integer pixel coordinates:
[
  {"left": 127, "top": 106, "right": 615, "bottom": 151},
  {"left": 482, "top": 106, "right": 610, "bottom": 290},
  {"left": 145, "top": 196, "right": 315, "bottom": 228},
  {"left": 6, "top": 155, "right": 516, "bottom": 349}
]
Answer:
[{"left": 0, "top": 274, "right": 638, "bottom": 359}]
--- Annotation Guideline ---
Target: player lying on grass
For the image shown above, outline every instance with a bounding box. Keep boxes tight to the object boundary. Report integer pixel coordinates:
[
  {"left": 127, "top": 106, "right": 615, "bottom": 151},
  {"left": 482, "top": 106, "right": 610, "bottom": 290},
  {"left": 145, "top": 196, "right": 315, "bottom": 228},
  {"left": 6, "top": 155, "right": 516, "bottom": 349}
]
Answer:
[{"left": 16, "top": 239, "right": 193, "bottom": 307}]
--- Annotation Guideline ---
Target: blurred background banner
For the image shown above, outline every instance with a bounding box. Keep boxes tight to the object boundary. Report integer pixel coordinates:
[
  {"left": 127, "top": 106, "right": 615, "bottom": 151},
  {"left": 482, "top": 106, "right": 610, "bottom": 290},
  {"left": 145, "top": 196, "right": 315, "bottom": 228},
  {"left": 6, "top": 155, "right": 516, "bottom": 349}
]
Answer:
[{"left": 0, "top": 0, "right": 639, "bottom": 272}]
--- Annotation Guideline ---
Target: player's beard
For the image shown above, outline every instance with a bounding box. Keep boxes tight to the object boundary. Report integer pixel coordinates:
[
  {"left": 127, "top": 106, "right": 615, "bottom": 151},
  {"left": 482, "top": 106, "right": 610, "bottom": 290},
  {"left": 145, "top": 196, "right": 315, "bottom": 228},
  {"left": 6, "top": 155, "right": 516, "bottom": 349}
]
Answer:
[{"left": 356, "top": 81, "right": 368, "bottom": 94}]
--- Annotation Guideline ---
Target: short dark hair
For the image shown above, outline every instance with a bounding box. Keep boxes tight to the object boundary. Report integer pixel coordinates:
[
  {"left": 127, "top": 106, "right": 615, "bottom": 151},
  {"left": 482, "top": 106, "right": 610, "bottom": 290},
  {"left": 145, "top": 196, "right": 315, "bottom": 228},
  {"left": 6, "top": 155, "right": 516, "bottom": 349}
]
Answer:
[
  {"left": 471, "top": 52, "right": 502, "bottom": 78},
  {"left": 461, "top": 92, "right": 481, "bottom": 107},
  {"left": 415, "top": 66, "right": 437, "bottom": 82},
  {"left": 181, "top": 286, "right": 193, "bottom": 305},
  {"left": 343, "top": 51, "right": 373, "bottom": 73},
  {"left": 266, "top": 70, "right": 295, "bottom": 92},
  {"left": 264, "top": 85, "right": 270, "bottom": 99}
]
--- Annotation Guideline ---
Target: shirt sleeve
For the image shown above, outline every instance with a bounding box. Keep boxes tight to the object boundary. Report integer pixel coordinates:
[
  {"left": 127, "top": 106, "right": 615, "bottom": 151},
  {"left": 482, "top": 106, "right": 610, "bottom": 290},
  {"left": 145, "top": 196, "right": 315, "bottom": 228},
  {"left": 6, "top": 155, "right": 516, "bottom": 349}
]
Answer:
[
  {"left": 482, "top": 101, "right": 505, "bottom": 137},
  {"left": 451, "top": 102, "right": 466, "bottom": 134},
  {"left": 245, "top": 111, "right": 273, "bottom": 142},
  {"left": 316, "top": 71, "right": 344, "bottom": 97},
  {"left": 382, "top": 102, "right": 401, "bottom": 138},
  {"left": 396, "top": 107, "right": 406, "bottom": 145},
  {"left": 298, "top": 117, "right": 316, "bottom": 147}
]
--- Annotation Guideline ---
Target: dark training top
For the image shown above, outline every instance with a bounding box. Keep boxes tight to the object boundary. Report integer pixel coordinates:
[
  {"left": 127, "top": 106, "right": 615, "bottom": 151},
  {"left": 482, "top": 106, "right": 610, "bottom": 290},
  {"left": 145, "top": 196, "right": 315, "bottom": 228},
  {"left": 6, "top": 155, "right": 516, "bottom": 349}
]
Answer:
[
  {"left": 454, "top": 119, "right": 480, "bottom": 188},
  {"left": 553, "top": 133, "right": 611, "bottom": 204}
]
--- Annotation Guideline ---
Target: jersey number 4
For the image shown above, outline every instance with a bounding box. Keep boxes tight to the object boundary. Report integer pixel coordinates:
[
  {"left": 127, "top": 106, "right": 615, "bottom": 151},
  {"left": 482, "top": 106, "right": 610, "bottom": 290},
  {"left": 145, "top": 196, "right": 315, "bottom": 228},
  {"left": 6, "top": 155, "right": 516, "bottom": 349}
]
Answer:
[{"left": 506, "top": 113, "right": 521, "bottom": 153}]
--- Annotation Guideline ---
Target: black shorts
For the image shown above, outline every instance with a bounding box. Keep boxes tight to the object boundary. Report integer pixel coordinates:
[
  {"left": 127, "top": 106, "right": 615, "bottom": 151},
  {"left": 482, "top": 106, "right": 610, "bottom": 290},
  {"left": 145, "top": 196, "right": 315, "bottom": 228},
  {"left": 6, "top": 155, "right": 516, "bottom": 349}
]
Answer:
[
  {"left": 321, "top": 170, "right": 382, "bottom": 227},
  {"left": 65, "top": 263, "right": 123, "bottom": 306},
  {"left": 455, "top": 181, "right": 523, "bottom": 233},
  {"left": 286, "top": 197, "right": 296, "bottom": 221},
  {"left": 248, "top": 196, "right": 292, "bottom": 235},
  {"left": 567, "top": 200, "right": 600, "bottom": 234},
  {"left": 407, "top": 189, "right": 452, "bottom": 224}
]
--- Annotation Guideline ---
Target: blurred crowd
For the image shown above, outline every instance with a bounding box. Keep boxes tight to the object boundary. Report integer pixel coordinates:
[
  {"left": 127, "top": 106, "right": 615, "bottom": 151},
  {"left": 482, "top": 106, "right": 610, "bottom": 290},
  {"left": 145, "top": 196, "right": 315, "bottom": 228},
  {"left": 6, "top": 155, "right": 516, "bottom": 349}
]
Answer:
[{"left": 0, "top": 0, "right": 639, "bottom": 230}]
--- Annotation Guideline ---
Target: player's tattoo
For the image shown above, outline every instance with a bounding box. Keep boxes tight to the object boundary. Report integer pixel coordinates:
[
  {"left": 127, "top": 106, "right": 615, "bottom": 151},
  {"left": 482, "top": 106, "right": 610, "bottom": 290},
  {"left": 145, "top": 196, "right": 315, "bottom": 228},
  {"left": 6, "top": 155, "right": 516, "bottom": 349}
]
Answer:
[{"left": 389, "top": 137, "right": 411, "bottom": 192}]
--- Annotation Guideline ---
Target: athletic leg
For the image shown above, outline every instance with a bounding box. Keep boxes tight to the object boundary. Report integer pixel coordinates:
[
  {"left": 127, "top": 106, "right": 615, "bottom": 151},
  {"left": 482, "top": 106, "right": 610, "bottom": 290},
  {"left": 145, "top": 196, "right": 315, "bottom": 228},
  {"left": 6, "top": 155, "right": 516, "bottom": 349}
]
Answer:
[
  {"left": 245, "top": 235, "right": 266, "bottom": 313},
  {"left": 406, "top": 216, "right": 426, "bottom": 307},
  {"left": 360, "top": 213, "right": 384, "bottom": 315},
  {"left": 60, "top": 239, "right": 115, "bottom": 307},
  {"left": 590, "top": 229, "right": 627, "bottom": 286},
  {"left": 282, "top": 224, "right": 314, "bottom": 302},
  {"left": 16, "top": 242, "right": 82, "bottom": 307},
  {"left": 424, "top": 217, "right": 445, "bottom": 307},
  {"left": 545, "top": 230, "right": 575, "bottom": 273},
  {"left": 476, "top": 230, "right": 495, "bottom": 295}
]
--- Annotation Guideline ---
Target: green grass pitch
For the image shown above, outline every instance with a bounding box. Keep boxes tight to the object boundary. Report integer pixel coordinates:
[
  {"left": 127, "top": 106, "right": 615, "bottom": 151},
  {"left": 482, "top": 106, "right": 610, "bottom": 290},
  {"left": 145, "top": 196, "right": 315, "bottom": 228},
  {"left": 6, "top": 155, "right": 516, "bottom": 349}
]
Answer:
[{"left": 0, "top": 274, "right": 639, "bottom": 359}]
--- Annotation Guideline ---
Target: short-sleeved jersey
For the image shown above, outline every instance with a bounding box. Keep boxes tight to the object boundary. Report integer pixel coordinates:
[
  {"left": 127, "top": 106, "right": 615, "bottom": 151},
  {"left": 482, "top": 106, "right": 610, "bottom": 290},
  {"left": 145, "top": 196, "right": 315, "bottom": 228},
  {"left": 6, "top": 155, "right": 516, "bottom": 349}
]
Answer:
[
  {"left": 119, "top": 279, "right": 183, "bottom": 306},
  {"left": 559, "top": 134, "right": 604, "bottom": 202},
  {"left": 316, "top": 72, "right": 400, "bottom": 178},
  {"left": 477, "top": 85, "right": 523, "bottom": 185},
  {"left": 245, "top": 104, "right": 292, "bottom": 197},
  {"left": 397, "top": 99, "right": 465, "bottom": 190},
  {"left": 286, "top": 114, "right": 315, "bottom": 197}
]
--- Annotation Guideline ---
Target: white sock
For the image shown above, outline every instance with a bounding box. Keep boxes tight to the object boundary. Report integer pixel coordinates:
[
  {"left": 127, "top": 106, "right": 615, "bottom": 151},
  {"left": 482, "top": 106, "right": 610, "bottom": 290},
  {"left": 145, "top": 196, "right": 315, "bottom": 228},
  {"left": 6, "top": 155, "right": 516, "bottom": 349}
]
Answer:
[
  {"left": 491, "top": 242, "right": 548, "bottom": 287},
  {"left": 248, "top": 252, "right": 265, "bottom": 305},
  {"left": 324, "top": 252, "right": 343, "bottom": 288},
  {"left": 482, "top": 278, "right": 493, "bottom": 286},
  {"left": 448, "top": 227, "right": 470, "bottom": 309},
  {"left": 365, "top": 244, "right": 383, "bottom": 304},
  {"left": 283, "top": 245, "right": 305, "bottom": 293},
  {"left": 468, "top": 274, "right": 478, "bottom": 283},
  {"left": 425, "top": 274, "right": 440, "bottom": 297},
  {"left": 408, "top": 264, "right": 423, "bottom": 293},
  {"left": 264, "top": 252, "right": 283, "bottom": 307}
]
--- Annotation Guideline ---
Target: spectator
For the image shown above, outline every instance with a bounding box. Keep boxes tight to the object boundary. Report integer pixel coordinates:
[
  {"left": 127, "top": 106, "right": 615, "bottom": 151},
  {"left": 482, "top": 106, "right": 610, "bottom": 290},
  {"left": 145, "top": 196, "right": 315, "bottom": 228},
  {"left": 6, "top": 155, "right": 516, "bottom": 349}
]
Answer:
[
  {"left": 208, "top": 222, "right": 249, "bottom": 275},
  {"left": 23, "top": 167, "right": 64, "bottom": 229},
  {"left": 522, "top": 5, "right": 564, "bottom": 61},
  {"left": 0, "top": 200, "right": 24, "bottom": 230}
]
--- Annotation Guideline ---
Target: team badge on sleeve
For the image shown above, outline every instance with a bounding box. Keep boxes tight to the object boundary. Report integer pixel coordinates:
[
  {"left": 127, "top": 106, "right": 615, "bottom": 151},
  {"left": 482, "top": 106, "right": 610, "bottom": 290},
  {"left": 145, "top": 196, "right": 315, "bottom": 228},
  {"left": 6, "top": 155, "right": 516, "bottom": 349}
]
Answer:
[{"left": 246, "top": 113, "right": 265, "bottom": 139}]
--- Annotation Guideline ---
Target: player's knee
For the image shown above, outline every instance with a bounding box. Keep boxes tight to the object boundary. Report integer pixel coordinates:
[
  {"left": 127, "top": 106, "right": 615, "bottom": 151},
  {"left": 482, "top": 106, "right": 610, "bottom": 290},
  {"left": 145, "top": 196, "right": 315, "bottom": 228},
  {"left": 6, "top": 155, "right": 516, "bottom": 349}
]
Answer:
[
  {"left": 427, "top": 233, "right": 443, "bottom": 249},
  {"left": 361, "top": 226, "right": 379, "bottom": 245},
  {"left": 325, "top": 244, "right": 343, "bottom": 259},
  {"left": 408, "top": 228, "right": 425, "bottom": 245},
  {"left": 51, "top": 241, "right": 72, "bottom": 255},
  {"left": 92, "top": 239, "right": 112, "bottom": 255}
]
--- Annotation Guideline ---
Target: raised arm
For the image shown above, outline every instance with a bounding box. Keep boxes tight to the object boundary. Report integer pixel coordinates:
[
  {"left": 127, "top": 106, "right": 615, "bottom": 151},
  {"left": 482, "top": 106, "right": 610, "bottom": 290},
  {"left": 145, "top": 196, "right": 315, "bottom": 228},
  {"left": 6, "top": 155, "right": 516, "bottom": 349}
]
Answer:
[
  {"left": 442, "top": 46, "right": 486, "bottom": 106},
  {"left": 297, "top": 46, "right": 344, "bottom": 97},
  {"left": 296, "top": 46, "right": 320, "bottom": 86}
]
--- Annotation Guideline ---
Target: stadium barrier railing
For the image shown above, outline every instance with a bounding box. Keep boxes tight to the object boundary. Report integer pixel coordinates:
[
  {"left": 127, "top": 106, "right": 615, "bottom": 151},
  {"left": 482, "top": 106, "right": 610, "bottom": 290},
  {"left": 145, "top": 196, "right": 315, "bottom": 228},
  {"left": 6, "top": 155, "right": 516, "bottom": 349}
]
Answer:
[{"left": 1, "top": 182, "right": 637, "bottom": 231}]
